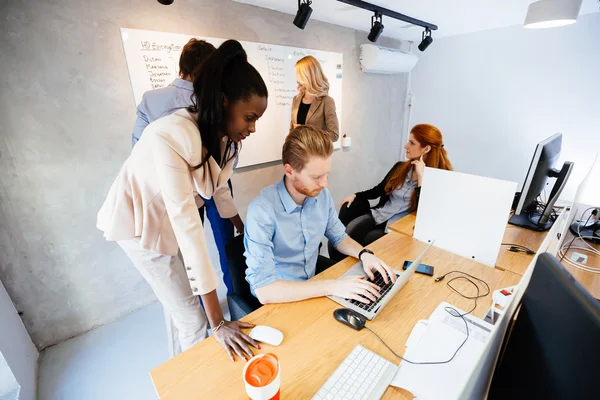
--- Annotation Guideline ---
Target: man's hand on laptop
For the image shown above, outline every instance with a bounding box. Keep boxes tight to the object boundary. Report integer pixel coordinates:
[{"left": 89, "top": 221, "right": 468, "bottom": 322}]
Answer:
[
  {"left": 360, "top": 253, "right": 397, "bottom": 284},
  {"left": 327, "top": 276, "right": 381, "bottom": 304}
]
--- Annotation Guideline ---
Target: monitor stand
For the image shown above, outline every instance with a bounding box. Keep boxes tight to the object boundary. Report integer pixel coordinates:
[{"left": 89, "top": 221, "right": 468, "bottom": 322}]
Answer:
[
  {"left": 569, "top": 222, "right": 600, "bottom": 244},
  {"left": 508, "top": 210, "right": 553, "bottom": 232}
]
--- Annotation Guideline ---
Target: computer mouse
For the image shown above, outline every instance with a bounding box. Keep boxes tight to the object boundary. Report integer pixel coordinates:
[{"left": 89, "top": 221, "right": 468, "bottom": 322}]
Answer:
[
  {"left": 334, "top": 308, "right": 366, "bottom": 331},
  {"left": 249, "top": 325, "right": 284, "bottom": 346}
]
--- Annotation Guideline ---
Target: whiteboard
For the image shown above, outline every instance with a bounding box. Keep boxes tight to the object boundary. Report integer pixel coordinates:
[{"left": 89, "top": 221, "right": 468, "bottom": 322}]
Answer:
[
  {"left": 120, "top": 28, "right": 343, "bottom": 168},
  {"left": 413, "top": 168, "right": 517, "bottom": 267}
]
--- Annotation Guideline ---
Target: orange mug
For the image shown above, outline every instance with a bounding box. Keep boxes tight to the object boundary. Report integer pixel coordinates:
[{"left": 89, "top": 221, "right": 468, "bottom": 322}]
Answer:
[{"left": 243, "top": 353, "right": 281, "bottom": 400}]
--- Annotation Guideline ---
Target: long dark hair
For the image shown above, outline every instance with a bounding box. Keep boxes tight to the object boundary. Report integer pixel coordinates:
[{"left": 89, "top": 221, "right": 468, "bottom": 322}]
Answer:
[{"left": 189, "top": 40, "right": 268, "bottom": 170}]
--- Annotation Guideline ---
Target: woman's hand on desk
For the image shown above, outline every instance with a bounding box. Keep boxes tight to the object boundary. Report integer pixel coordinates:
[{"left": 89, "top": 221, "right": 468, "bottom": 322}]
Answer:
[
  {"left": 212, "top": 320, "right": 260, "bottom": 362},
  {"left": 327, "top": 276, "right": 381, "bottom": 304},
  {"left": 341, "top": 194, "right": 356, "bottom": 208}
]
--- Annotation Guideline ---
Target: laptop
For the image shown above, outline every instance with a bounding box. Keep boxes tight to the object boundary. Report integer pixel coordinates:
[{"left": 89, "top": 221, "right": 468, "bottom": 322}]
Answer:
[{"left": 327, "top": 241, "right": 434, "bottom": 320}]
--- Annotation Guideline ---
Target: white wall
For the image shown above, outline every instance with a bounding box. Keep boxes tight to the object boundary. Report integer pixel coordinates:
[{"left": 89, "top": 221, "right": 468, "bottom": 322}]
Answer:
[
  {"left": 0, "top": 0, "right": 408, "bottom": 349},
  {"left": 0, "top": 280, "right": 38, "bottom": 400},
  {"left": 409, "top": 13, "right": 600, "bottom": 200},
  {"left": 0, "top": 352, "right": 19, "bottom": 397}
]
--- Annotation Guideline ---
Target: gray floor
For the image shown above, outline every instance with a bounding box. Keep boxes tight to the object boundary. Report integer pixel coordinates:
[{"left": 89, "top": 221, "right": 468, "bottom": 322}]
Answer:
[
  {"left": 37, "top": 301, "right": 168, "bottom": 400},
  {"left": 38, "top": 219, "right": 230, "bottom": 400}
]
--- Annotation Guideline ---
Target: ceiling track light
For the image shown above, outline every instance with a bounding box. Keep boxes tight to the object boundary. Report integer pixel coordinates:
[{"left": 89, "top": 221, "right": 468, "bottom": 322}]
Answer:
[
  {"left": 368, "top": 11, "right": 384, "bottom": 42},
  {"left": 418, "top": 28, "right": 433, "bottom": 52},
  {"left": 336, "top": 0, "right": 437, "bottom": 43},
  {"left": 293, "top": 0, "right": 313, "bottom": 30},
  {"left": 157, "top": 0, "right": 174, "bottom": 5}
]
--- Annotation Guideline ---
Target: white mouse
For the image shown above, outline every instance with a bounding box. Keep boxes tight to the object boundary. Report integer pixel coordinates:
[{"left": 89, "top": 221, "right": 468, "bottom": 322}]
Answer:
[{"left": 249, "top": 325, "right": 284, "bottom": 346}]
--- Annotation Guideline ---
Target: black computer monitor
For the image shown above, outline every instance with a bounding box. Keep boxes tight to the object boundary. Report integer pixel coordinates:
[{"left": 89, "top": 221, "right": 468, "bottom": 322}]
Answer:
[
  {"left": 569, "top": 209, "right": 600, "bottom": 244},
  {"left": 509, "top": 133, "right": 573, "bottom": 231},
  {"left": 487, "top": 253, "right": 600, "bottom": 399}
]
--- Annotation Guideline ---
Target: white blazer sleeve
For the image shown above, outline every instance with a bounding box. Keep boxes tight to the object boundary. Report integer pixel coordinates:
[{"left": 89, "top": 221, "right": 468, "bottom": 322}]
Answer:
[
  {"left": 213, "top": 183, "right": 238, "bottom": 219},
  {"left": 150, "top": 130, "right": 218, "bottom": 295}
]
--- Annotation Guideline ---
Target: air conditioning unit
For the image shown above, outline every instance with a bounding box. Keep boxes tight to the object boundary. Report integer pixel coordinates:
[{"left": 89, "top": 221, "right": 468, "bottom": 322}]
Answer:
[{"left": 359, "top": 44, "right": 418, "bottom": 74}]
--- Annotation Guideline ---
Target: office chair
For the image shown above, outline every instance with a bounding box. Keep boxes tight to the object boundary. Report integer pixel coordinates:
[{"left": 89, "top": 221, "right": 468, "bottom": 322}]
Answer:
[{"left": 225, "top": 234, "right": 263, "bottom": 320}]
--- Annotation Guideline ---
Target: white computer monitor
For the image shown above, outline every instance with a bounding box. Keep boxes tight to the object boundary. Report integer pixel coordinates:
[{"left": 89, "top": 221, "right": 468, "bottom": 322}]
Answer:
[{"left": 414, "top": 168, "right": 517, "bottom": 267}]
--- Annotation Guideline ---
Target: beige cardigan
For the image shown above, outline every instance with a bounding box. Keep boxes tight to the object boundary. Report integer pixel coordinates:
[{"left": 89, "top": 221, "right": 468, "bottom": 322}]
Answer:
[
  {"left": 290, "top": 94, "right": 340, "bottom": 141},
  {"left": 97, "top": 109, "right": 238, "bottom": 295}
]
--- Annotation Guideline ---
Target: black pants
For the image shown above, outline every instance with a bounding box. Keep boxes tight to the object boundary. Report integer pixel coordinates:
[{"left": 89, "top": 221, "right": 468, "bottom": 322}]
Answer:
[
  {"left": 338, "top": 196, "right": 387, "bottom": 246},
  {"left": 326, "top": 197, "right": 386, "bottom": 261},
  {"left": 347, "top": 214, "right": 387, "bottom": 247}
]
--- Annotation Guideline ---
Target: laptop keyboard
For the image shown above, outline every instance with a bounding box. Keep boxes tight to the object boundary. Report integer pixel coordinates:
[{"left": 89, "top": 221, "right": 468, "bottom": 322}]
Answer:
[{"left": 347, "top": 271, "right": 399, "bottom": 313}]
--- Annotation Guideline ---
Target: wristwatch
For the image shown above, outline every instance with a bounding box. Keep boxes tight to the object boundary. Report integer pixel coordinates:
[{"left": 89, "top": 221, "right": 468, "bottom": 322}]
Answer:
[{"left": 358, "top": 248, "right": 374, "bottom": 261}]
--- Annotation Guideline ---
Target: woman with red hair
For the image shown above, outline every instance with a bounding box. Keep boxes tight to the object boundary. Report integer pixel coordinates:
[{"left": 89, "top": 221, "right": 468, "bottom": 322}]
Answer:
[{"left": 339, "top": 124, "right": 453, "bottom": 246}]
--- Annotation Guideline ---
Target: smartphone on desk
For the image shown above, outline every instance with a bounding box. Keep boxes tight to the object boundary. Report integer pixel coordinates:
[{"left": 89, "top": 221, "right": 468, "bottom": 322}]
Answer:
[{"left": 402, "top": 261, "right": 434, "bottom": 276}]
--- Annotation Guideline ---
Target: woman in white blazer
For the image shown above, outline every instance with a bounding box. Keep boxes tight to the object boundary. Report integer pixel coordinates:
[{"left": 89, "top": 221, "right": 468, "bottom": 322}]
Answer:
[{"left": 97, "top": 40, "right": 268, "bottom": 361}]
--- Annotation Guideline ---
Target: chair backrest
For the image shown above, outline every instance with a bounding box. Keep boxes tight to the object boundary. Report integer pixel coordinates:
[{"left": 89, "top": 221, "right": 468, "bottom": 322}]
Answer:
[{"left": 225, "top": 235, "right": 263, "bottom": 311}]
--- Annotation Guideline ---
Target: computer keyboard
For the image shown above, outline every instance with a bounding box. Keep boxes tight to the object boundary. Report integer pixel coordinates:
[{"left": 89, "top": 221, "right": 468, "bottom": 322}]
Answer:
[
  {"left": 347, "top": 272, "right": 399, "bottom": 312},
  {"left": 312, "top": 344, "right": 398, "bottom": 400}
]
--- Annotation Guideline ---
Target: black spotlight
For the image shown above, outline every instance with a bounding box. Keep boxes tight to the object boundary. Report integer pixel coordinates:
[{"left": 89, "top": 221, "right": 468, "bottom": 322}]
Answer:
[
  {"left": 157, "top": 0, "right": 174, "bottom": 5},
  {"left": 293, "top": 0, "right": 313, "bottom": 29},
  {"left": 368, "top": 12, "right": 384, "bottom": 42},
  {"left": 418, "top": 28, "right": 433, "bottom": 51}
]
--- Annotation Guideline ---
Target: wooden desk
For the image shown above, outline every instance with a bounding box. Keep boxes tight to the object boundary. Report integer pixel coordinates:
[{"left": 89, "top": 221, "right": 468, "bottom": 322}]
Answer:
[
  {"left": 150, "top": 232, "right": 521, "bottom": 399},
  {"left": 387, "top": 214, "right": 547, "bottom": 276},
  {"left": 496, "top": 225, "right": 546, "bottom": 275},
  {"left": 387, "top": 213, "right": 418, "bottom": 237}
]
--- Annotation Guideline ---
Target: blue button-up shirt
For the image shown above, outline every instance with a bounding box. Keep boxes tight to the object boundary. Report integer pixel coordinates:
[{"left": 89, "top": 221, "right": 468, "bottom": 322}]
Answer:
[
  {"left": 244, "top": 178, "right": 348, "bottom": 295},
  {"left": 131, "top": 78, "right": 194, "bottom": 147}
]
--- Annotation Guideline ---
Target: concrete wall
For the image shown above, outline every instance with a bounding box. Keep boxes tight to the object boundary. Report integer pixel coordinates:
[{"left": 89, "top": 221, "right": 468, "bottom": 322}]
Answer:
[
  {"left": 0, "top": 280, "right": 38, "bottom": 400},
  {"left": 0, "top": 0, "right": 408, "bottom": 349},
  {"left": 409, "top": 13, "right": 600, "bottom": 199}
]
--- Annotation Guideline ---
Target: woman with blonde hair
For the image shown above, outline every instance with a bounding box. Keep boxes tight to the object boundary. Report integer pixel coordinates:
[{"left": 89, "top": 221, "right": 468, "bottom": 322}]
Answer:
[
  {"left": 338, "top": 124, "right": 453, "bottom": 247},
  {"left": 291, "top": 55, "right": 339, "bottom": 141}
]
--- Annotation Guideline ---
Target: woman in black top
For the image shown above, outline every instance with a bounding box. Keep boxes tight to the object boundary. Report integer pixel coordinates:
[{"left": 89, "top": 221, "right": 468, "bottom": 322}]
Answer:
[
  {"left": 339, "top": 124, "right": 453, "bottom": 246},
  {"left": 296, "top": 101, "right": 311, "bottom": 126}
]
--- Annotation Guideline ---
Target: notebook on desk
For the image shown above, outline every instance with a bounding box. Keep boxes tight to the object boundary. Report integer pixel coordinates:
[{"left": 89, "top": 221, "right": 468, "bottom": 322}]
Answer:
[{"left": 327, "top": 241, "right": 434, "bottom": 320}]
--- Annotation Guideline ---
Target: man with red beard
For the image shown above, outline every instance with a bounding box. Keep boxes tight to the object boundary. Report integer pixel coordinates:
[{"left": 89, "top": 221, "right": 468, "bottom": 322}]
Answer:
[{"left": 244, "top": 126, "right": 396, "bottom": 305}]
